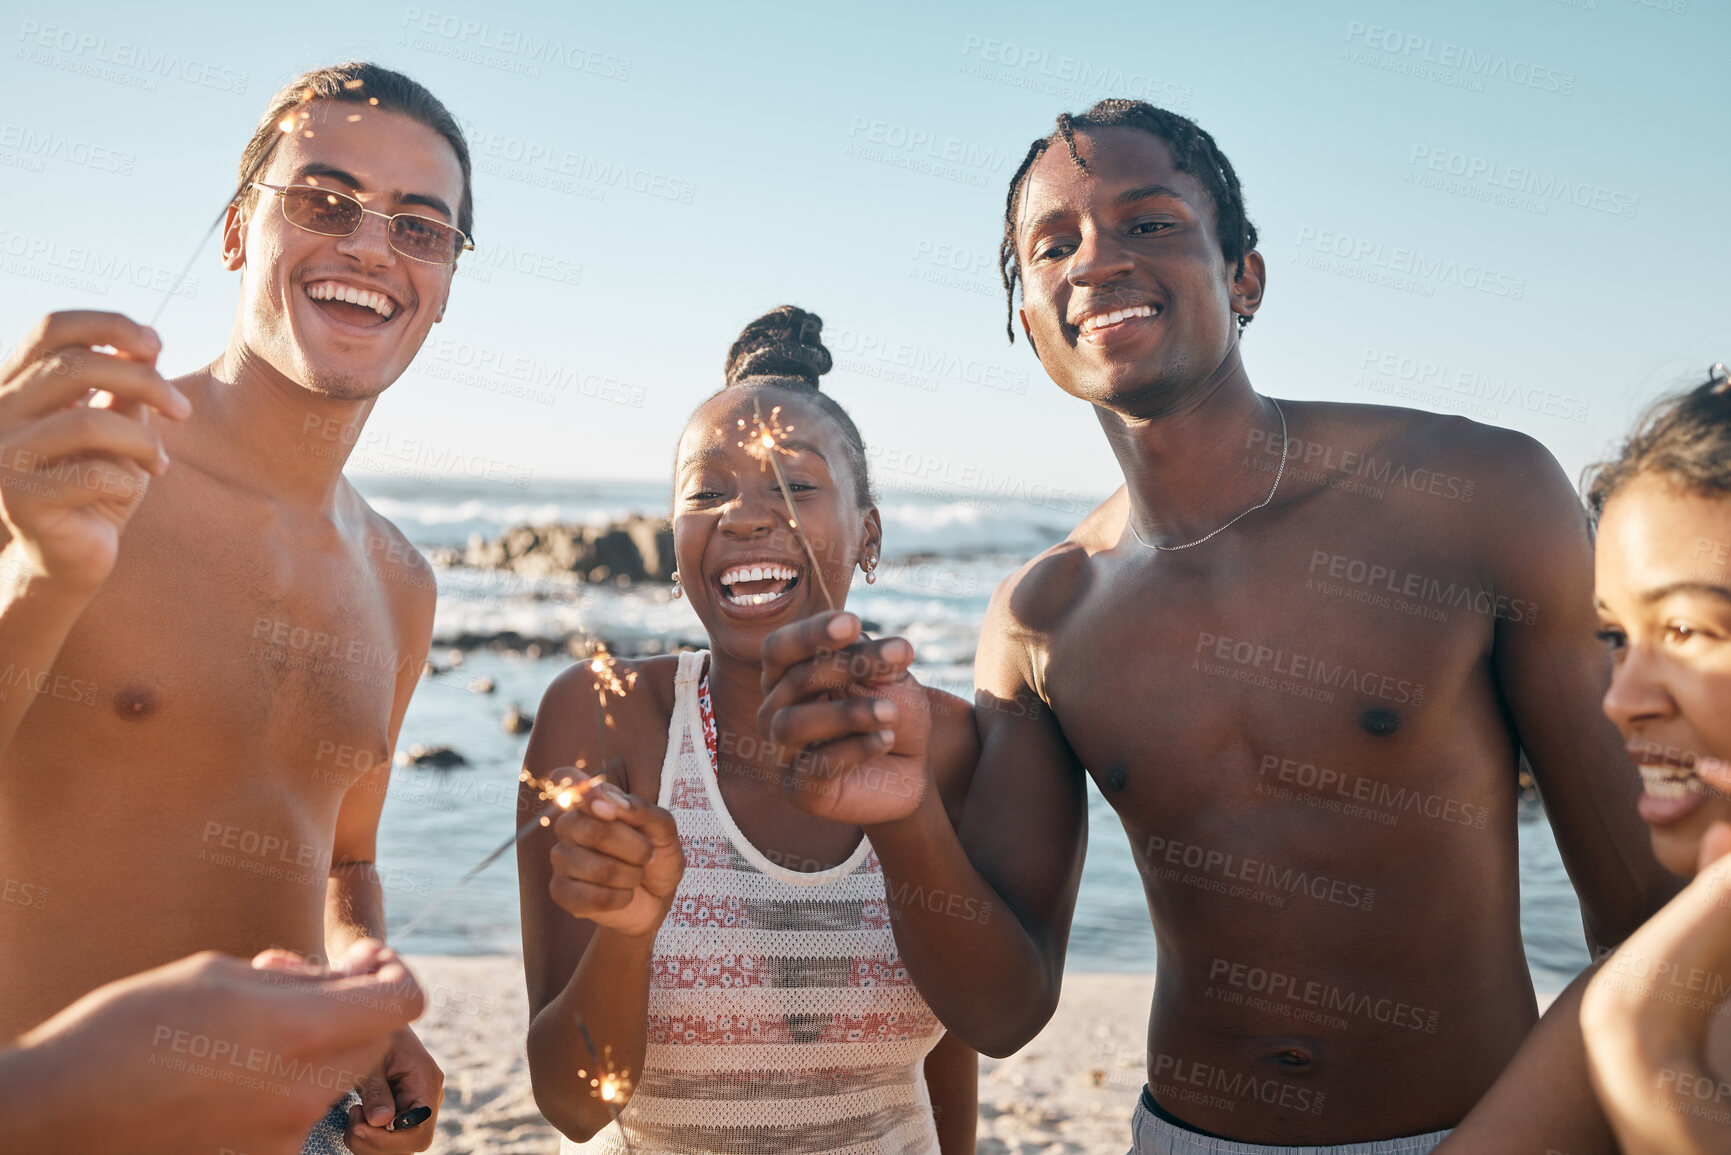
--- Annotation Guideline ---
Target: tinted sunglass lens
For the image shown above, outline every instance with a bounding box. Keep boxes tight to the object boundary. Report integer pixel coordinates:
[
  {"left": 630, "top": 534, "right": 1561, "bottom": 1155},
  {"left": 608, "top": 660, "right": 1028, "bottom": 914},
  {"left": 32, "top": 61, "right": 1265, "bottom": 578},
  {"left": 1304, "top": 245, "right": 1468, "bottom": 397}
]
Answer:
[
  {"left": 282, "top": 187, "right": 361, "bottom": 236},
  {"left": 389, "top": 216, "right": 461, "bottom": 264}
]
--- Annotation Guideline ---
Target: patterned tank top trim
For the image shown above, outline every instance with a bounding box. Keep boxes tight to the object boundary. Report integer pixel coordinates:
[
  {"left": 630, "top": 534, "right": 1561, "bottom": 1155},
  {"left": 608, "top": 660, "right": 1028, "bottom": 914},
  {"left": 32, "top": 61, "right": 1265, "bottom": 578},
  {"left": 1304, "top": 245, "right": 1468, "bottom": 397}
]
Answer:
[
  {"left": 558, "top": 650, "right": 943, "bottom": 1155},
  {"left": 694, "top": 667, "right": 871, "bottom": 885}
]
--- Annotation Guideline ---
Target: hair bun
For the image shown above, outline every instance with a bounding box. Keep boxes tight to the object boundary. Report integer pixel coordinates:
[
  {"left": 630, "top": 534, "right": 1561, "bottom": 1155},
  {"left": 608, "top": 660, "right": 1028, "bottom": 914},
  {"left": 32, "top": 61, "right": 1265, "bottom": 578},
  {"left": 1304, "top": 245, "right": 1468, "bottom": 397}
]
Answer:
[{"left": 724, "top": 306, "right": 833, "bottom": 389}]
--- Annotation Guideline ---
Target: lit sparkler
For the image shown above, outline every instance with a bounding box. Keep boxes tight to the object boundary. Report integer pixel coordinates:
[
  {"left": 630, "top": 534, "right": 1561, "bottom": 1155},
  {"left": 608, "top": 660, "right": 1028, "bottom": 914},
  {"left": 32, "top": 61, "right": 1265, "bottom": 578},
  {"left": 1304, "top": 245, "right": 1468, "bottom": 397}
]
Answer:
[
  {"left": 389, "top": 769, "right": 605, "bottom": 942},
  {"left": 585, "top": 643, "right": 636, "bottom": 774},
  {"left": 736, "top": 398, "right": 836, "bottom": 610},
  {"left": 574, "top": 1019, "right": 635, "bottom": 1153},
  {"left": 146, "top": 88, "right": 321, "bottom": 329},
  {"left": 574, "top": 645, "right": 638, "bottom": 1149},
  {"left": 395, "top": 645, "right": 641, "bottom": 1142}
]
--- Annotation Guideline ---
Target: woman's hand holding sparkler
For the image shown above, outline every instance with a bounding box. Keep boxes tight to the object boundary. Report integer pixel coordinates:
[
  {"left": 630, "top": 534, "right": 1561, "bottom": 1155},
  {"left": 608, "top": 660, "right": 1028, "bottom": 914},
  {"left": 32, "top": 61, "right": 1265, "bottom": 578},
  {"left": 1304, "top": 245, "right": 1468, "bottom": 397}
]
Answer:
[
  {"left": 548, "top": 770, "right": 686, "bottom": 940},
  {"left": 758, "top": 610, "right": 932, "bottom": 827},
  {"left": 0, "top": 311, "right": 190, "bottom": 593}
]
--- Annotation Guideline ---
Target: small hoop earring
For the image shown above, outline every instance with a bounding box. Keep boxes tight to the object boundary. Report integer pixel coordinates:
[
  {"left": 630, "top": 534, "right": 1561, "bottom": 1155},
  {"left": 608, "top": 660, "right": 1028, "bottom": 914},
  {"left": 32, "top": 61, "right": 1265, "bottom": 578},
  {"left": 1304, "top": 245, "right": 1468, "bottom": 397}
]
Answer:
[{"left": 670, "top": 571, "right": 683, "bottom": 599}]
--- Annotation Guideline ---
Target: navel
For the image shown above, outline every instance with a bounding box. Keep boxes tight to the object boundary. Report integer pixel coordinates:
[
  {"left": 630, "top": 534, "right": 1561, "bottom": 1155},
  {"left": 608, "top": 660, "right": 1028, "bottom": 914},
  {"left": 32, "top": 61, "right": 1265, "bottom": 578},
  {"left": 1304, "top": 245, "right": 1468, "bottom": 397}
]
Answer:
[
  {"left": 1360, "top": 707, "right": 1400, "bottom": 737},
  {"left": 113, "top": 686, "right": 158, "bottom": 720}
]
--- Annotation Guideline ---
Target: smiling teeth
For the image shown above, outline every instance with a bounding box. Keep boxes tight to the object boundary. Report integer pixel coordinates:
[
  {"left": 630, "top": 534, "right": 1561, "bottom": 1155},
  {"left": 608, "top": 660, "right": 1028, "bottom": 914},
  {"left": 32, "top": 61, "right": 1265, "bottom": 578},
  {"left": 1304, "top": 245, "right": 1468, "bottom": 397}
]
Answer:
[
  {"left": 1638, "top": 765, "right": 1705, "bottom": 798},
  {"left": 306, "top": 281, "right": 395, "bottom": 318},
  {"left": 720, "top": 563, "right": 798, "bottom": 586},
  {"left": 727, "top": 592, "right": 783, "bottom": 606},
  {"left": 1079, "top": 304, "right": 1156, "bottom": 334}
]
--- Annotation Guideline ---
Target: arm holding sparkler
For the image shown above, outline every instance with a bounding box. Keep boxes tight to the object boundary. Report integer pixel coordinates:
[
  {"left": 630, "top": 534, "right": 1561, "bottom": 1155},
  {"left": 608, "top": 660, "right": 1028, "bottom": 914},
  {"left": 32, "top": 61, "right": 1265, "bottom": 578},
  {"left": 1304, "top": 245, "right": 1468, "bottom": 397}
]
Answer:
[
  {"left": 520, "top": 657, "right": 682, "bottom": 1143},
  {"left": 760, "top": 600, "right": 1090, "bottom": 1058},
  {"left": 323, "top": 546, "right": 444, "bottom": 1154},
  {"left": 0, "top": 311, "right": 189, "bottom": 754}
]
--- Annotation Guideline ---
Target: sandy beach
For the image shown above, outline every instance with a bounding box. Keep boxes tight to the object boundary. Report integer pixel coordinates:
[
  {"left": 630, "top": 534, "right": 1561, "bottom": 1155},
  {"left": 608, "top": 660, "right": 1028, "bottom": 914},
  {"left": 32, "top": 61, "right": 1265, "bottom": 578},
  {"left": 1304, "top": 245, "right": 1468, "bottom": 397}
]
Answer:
[
  {"left": 409, "top": 955, "right": 1560, "bottom": 1153},
  {"left": 409, "top": 955, "right": 1157, "bottom": 1154}
]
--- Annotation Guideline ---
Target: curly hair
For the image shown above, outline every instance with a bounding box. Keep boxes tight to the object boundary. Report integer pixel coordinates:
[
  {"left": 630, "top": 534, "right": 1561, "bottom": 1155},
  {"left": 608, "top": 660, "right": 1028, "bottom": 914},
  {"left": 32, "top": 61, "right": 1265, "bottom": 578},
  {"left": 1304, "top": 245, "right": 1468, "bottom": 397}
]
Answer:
[{"left": 1585, "top": 364, "right": 1731, "bottom": 524}]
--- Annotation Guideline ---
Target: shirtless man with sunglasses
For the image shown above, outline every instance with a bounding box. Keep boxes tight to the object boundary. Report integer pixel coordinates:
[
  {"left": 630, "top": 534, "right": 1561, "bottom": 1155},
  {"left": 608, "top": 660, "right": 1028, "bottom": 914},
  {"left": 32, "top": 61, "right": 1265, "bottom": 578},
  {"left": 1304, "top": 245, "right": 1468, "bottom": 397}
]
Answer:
[{"left": 0, "top": 62, "right": 473, "bottom": 1155}]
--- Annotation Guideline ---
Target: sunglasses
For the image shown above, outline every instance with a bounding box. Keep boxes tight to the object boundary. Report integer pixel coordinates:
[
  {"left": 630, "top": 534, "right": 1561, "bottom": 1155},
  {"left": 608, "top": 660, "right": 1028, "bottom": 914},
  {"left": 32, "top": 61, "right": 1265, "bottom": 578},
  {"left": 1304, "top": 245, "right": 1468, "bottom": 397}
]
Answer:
[{"left": 250, "top": 182, "right": 472, "bottom": 266}]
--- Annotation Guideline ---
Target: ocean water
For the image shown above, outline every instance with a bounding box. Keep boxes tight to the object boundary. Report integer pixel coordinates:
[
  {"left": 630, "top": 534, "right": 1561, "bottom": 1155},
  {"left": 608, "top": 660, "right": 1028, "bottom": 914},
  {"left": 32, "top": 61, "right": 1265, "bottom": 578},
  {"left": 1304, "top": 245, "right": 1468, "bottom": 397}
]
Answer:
[{"left": 361, "top": 478, "right": 1592, "bottom": 992}]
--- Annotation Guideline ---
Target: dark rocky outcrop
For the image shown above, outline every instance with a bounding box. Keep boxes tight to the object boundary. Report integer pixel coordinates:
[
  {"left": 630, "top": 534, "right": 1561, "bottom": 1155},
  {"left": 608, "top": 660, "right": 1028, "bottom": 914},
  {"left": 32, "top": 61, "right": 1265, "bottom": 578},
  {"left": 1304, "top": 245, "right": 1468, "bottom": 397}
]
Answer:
[{"left": 440, "top": 516, "right": 675, "bottom": 584}]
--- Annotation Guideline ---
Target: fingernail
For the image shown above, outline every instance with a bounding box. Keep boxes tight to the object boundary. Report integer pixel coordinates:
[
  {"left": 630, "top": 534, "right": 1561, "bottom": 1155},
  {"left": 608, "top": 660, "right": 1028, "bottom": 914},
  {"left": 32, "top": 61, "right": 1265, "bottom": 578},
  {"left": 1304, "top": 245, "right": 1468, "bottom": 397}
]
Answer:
[
  {"left": 143, "top": 325, "right": 161, "bottom": 348},
  {"left": 369, "top": 1107, "right": 393, "bottom": 1126},
  {"left": 591, "top": 797, "right": 619, "bottom": 819},
  {"left": 877, "top": 729, "right": 896, "bottom": 746},
  {"left": 827, "top": 614, "right": 855, "bottom": 639},
  {"left": 873, "top": 699, "right": 896, "bottom": 722}
]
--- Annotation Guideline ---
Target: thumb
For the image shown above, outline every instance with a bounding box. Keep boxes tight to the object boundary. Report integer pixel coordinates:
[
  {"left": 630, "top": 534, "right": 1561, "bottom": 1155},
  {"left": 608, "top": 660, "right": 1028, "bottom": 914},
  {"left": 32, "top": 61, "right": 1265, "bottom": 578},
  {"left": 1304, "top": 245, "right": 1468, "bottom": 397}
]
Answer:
[{"left": 358, "top": 1064, "right": 396, "bottom": 1128}]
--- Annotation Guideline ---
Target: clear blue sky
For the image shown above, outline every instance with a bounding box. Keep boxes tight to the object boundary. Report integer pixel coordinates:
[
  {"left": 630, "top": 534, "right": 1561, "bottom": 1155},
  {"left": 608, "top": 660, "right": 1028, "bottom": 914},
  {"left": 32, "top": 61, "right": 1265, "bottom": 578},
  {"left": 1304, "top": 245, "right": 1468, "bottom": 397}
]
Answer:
[{"left": 2, "top": 0, "right": 1725, "bottom": 501}]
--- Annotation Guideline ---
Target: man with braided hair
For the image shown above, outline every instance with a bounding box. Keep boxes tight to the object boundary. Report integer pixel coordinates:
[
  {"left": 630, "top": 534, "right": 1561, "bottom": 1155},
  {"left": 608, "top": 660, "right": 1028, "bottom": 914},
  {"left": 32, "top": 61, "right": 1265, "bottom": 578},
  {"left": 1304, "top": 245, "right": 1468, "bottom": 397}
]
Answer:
[{"left": 758, "top": 100, "right": 1673, "bottom": 1153}]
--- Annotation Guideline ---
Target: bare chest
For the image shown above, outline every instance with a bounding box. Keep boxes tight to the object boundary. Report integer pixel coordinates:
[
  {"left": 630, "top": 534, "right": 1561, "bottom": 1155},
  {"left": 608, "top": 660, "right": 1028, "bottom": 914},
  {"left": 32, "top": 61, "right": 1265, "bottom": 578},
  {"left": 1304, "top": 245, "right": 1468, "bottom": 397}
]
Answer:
[
  {"left": 1043, "top": 518, "right": 1516, "bottom": 838},
  {"left": 20, "top": 483, "right": 407, "bottom": 796}
]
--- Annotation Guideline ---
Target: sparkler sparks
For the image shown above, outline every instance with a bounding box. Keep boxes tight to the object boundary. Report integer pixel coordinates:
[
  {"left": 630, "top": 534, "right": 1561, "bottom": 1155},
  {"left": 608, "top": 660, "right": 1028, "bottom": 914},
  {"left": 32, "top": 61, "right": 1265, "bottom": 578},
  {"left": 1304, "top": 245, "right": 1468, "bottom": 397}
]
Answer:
[
  {"left": 736, "top": 399, "right": 836, "bottom": 610},
  {"left": 575, "top": 1020, "right": 636, "bottom": 1152},
  {"left": 586, "top": 643, "right": 637, "bottom": 776},
  {"left": 389, "top": 769, "right": 604, "bottom": 942}
]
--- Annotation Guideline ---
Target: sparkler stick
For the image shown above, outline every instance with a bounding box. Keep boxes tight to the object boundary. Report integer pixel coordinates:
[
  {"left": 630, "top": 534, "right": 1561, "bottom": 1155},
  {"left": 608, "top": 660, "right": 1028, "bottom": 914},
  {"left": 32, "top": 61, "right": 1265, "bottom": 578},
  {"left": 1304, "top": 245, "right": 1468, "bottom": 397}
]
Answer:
[
  {"left": 397, "top": 649, "right": 640, "bottom": 1143},
  {"left": 737, "top": 399, "right": 836, "bottom": 610},
  {"left": 389, "top": 771, "right": 605, "bottom": 942},
  {"left": 145, "top": 90, "right": 321, "bottom": 329}
]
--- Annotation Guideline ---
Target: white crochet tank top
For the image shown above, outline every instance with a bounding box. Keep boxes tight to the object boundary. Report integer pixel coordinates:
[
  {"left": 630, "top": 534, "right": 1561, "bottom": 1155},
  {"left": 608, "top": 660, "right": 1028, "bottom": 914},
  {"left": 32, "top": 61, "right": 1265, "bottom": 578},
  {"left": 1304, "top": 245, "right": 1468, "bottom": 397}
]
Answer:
[{"left": 562, "top": 650, "right": 944, "bottom": 1154}]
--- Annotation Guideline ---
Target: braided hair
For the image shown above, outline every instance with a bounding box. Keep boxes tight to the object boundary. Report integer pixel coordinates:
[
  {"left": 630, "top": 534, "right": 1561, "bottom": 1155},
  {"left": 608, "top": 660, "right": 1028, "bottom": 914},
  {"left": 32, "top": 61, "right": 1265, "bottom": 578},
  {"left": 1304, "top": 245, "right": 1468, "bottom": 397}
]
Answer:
[
  {"left": 1585, "top": 364, "right": 1731, "bottom": 525},
  {"left": 721, "top": 306, "right": 874, "bottom": 506},
  {"left": 998, "top": 100, "right": 1257, "bottom": 342}
]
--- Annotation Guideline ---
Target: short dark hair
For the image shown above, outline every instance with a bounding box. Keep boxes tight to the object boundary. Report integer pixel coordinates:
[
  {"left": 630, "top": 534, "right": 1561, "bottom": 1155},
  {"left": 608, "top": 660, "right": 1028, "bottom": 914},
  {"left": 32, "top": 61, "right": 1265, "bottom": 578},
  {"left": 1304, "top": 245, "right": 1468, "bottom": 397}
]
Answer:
[
  {"left": 719, "top": 306, "right": 874, "bottom": 507},
  {"left": 998, "top": 99, "right": 1257, "bottom": 341},
  {"left": 1585, "top": 364, "right": 1731, "bottom": 524},
  {"left": 236, "top": 62, "right": 474, "bottom": 240}
]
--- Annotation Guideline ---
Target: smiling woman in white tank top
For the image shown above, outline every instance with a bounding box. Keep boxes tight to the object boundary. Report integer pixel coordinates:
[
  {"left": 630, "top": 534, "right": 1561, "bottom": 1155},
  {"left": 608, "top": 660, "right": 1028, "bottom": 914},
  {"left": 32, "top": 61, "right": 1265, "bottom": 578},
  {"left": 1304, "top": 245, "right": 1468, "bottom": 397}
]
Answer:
[{"left": 517, "top": 307, "right": 983, "bottom": 1154}]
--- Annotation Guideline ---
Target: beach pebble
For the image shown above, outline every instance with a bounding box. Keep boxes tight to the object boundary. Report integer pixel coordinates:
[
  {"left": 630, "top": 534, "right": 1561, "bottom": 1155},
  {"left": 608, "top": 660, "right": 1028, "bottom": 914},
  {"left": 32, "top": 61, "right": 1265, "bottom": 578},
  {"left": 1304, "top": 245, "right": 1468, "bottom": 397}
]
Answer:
[
  {"left": 502, "top": 704, "right": 534, "bottom": 735},
  {"left": 468, "top": 676, "right": 496, "bottom": 694}
]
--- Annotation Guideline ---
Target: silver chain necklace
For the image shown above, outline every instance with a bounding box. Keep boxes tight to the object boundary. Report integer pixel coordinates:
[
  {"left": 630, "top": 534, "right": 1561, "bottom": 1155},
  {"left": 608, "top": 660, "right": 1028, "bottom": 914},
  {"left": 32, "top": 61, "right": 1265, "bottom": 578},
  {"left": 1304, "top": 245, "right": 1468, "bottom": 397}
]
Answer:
[{"left": 1127, "top": 398, "right": 1288, "bottom": 552}]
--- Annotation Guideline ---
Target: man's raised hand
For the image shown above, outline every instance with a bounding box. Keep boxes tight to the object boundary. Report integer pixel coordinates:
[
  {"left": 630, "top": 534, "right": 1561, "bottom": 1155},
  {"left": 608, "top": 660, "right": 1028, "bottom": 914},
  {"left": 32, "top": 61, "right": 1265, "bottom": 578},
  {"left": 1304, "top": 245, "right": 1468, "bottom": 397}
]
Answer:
[
  {"left": 758, "top": 611, "right": 932, "bottom": 827},
  {"left": 0, "top": 311, "right": 191, "bottom": 592}
]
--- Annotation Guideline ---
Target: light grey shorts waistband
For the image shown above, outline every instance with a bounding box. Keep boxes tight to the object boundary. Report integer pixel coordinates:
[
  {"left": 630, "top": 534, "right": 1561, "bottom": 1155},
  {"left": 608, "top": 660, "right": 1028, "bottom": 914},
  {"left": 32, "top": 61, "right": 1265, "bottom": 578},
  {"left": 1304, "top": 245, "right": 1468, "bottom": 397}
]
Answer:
[{"left": 1130, "top": 1089, "right": 1450, "bottom": 1155}]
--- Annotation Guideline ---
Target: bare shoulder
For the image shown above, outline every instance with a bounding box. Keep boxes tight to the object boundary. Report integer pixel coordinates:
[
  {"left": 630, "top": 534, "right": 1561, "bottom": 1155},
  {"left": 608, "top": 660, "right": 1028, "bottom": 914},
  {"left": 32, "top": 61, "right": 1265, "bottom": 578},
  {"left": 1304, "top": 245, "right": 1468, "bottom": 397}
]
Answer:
[
  {"left": 531, "top": 653, "right": 682, "bottom": 797},
  {"left": 538, "top": 652, "right": 681, "bottom": 718},
  {"left": 985, "top": 509, "right": 1111, "bottom": 643},
  {"left": 349, "top": 495, "right": 436, "bottom": 597},
  {"left": 978, "top": 494, "right": 1117, "bottom": 693},
  {"left": 1311, "top": 400, "right": 1572, "bottom": 501},
  {"left": 1300, "top": 400, "right": 1588, "bottom": 577}
]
